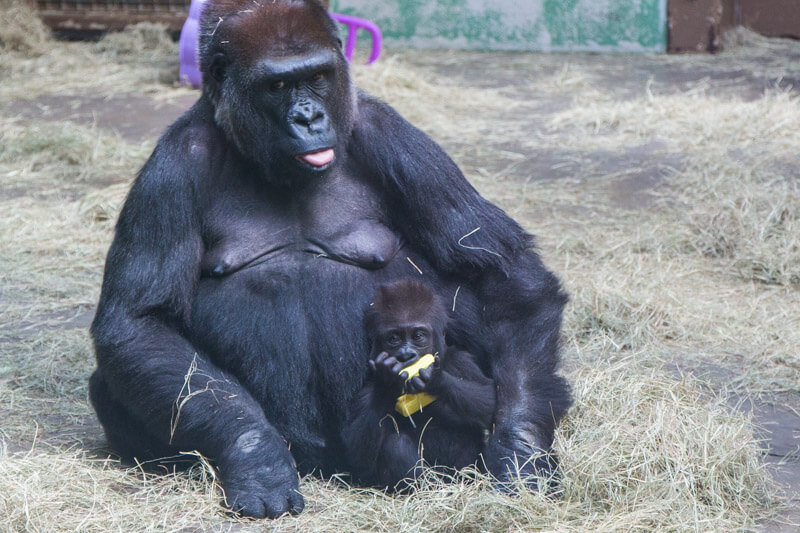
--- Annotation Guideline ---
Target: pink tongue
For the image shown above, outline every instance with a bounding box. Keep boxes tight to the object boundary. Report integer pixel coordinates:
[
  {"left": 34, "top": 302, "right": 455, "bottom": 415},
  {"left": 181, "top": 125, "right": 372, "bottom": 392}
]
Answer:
[{"left": 300, "top": 148, "right": 334, "bottom": 167}]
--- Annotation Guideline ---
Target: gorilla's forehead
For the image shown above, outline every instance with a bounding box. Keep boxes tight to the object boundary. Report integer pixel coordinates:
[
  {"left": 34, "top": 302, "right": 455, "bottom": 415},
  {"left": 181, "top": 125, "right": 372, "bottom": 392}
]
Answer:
[
  {"left": 250, "top": 50, "right": 339, "bottom": 80},
  {"left": 220, "top": 1, "right": 339, "bottom": 67}
]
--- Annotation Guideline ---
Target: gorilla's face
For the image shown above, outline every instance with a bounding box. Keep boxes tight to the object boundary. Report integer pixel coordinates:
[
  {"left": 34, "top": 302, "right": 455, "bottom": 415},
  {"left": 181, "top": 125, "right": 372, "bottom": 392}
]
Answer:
[
  {"left": 377, "top": 323, "right": 436, "bottom": 366},
  {"left": 203, "top": 0, "right": 355, "bottom": 186}
]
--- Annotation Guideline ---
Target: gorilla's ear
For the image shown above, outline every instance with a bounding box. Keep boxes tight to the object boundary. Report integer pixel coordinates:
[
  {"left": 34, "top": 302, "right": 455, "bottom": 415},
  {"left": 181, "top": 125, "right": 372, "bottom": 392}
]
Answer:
[{"left": 210, "top": 52, "right": 228, "bottom": 83}]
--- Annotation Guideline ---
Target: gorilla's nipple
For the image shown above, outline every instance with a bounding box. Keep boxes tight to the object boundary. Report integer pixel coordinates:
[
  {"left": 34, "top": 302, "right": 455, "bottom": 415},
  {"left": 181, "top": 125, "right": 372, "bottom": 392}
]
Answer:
[{"left": 201, "top": 251, "right": 234, "bottom": 278}]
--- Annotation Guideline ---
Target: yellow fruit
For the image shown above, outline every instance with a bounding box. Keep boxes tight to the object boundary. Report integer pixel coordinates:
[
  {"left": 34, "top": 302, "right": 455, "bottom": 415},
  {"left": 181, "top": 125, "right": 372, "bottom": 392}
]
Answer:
[{"left": 394, "top": 353, "right": 437, "bottom": 417}]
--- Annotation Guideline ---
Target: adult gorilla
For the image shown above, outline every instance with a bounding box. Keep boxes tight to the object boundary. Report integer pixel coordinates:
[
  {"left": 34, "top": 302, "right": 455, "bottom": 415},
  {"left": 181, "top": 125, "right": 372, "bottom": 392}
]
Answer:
[{"left": 89, "top": 0, "right": 570, "bottom": 519}]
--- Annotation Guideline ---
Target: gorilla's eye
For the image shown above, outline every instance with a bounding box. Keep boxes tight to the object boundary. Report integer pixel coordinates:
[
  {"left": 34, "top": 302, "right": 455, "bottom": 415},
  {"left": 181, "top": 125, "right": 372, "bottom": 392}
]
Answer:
[
  {"left": 270, "top": 80, "right": 285, "bottom": 91},
  {"left": 413, "top": 329, "right": 427, "bottom": 343},
  {"left": 386, "top": 333, "right": 402, "bottom": 346},
  {"left": 311, "top": 72, "right": 326, "bottom": 83}
]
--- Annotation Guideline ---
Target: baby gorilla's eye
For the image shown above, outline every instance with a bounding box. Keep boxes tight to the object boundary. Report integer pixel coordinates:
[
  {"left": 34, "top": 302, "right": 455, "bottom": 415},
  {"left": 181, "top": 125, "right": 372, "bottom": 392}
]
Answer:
[
  {"left": 386, "top": 333, "right": 402, "bottom": 346},
  {"left": 270, "top": 80, "right": 285, "bottom": 91},
  {"left": 413, "top": 329, "right": 427, "bottom": 343}
]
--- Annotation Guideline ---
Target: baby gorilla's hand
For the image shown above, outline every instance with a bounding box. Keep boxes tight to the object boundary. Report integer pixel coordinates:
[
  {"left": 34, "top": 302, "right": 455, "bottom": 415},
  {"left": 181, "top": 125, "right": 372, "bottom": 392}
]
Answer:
[
  {"left": 369, "top": 351, "right": 409, "bottom": 392},
  {"left": 404, "top": 355, "right": 441, "bottom": 394}
]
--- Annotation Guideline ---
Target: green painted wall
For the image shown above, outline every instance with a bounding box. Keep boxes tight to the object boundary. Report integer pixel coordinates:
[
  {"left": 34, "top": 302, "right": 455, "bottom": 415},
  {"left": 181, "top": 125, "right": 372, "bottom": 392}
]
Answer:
[{"left": 331, "top": 0, "right": 667, "bottom": 53}]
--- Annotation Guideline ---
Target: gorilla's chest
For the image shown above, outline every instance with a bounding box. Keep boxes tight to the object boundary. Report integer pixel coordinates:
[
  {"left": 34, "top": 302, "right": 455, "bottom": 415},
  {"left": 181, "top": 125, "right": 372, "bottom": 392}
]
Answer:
[
  {"left": 190, "top": 171, "right": 425, "bottom": 460},
  {"left": 200, "top": 172, "right": 401, "bottom": 276}
]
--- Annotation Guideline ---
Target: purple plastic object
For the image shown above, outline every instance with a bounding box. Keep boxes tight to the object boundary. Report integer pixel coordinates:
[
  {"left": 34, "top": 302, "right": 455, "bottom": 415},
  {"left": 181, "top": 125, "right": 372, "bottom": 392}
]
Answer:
[
  {"left": 329, "top": 12, "right": 382, "bottom": 65},
  {"left": 178, "top": 0, "right": 382, "bottom": 88},
  {"left": 178, "top": 0, "right": 206, "bottom": 88}
]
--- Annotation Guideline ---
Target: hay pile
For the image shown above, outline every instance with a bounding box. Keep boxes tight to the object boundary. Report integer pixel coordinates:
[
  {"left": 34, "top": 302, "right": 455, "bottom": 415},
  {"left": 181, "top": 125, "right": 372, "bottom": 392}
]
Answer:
[
  {"left": 0, "top": 11, "right": 795, "bottom": 531},
  {"left": 0, "top": 367, "right": 774, "bottom": 532},
  {"left": 94, "top": 23, "right": 177, "bottom": 60},
  {"left": 0, "top": 0, "right": 51, "bottom": 56},
  {"left": 0, "top": 7, "right": 184, "bottom": 100},
  {"left": 540, "top": 72, "right": 800, "bottom": 394}
]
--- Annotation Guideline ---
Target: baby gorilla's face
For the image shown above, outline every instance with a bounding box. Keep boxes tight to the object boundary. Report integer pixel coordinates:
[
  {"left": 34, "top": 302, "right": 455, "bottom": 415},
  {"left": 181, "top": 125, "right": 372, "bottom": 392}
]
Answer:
[{"left": 379, "top": 323, "right": 434, "bottom": 365}]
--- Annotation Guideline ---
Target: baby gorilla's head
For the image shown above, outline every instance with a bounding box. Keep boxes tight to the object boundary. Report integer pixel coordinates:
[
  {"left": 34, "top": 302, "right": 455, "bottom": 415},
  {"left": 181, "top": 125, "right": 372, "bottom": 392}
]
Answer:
[{"left": 366, "top": 280, "right": 448, "bottom": 364}]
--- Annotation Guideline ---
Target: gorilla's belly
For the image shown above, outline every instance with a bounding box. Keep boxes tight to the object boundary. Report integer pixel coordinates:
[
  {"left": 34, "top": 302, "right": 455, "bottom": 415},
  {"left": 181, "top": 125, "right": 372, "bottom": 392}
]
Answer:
[{"left": 189, "top": 247, "right": 437, "bottom": 469}]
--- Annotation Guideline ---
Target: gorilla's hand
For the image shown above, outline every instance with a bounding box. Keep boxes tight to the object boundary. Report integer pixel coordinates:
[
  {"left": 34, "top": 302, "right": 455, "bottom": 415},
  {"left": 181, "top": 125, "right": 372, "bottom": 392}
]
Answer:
[
  {"left": 483, "top": 425, "right": 558, "bottom": 493},
  {"left": 369, "top": 351, "right": 408, "bottom": 393},
  {"left": 217, "top": 430, "right": 305, "bottom": 519},
  {"left": 404, "top": 355, "right": 441, "bottom": 394}
]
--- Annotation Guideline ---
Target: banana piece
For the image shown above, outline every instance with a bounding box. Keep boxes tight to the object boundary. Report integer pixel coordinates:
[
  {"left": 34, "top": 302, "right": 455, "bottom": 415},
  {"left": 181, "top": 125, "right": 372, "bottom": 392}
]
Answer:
[{"left": 394, "top": 353, "right": 437, "bottom": 417}]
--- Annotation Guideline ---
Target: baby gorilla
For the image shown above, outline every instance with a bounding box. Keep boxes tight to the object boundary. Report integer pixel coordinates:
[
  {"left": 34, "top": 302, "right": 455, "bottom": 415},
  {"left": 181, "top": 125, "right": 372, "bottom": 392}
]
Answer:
[{"left": 341, "top": 280, "right": 496, "bottom": 489}]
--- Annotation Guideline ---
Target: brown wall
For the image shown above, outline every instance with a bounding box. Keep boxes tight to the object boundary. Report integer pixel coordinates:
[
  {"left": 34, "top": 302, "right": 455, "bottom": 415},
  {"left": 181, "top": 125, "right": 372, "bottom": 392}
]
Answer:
[
  {"left": 668, "top": 0, "right": 735, "bottom": 52},
  {"left": 738, "top": 0, "right": 800, "bottom": 39},
  {"left": 669, "top": 0, "right": 800, "bottom": 53}
]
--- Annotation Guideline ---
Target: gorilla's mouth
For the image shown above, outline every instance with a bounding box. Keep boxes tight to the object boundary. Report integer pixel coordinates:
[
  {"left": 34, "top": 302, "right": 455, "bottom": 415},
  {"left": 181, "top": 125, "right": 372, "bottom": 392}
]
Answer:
[{"left": 297, "top": 148, "right": 335, "bottom": 169}]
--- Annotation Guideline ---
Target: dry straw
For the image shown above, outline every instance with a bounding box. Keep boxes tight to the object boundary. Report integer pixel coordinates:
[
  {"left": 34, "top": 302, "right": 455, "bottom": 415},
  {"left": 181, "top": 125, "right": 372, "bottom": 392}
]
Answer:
[
  {"left": 0, "top": 0, "right": 51, "bottom": 56},
  {"left": 0, "top": 2, "right": 186, "bottom": 100}
]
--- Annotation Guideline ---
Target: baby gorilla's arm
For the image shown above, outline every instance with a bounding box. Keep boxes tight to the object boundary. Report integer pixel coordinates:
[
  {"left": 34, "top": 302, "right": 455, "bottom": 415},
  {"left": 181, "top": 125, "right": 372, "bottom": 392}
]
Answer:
[{"left": 423, "top": 348, "right": 496, "bottom": 430}]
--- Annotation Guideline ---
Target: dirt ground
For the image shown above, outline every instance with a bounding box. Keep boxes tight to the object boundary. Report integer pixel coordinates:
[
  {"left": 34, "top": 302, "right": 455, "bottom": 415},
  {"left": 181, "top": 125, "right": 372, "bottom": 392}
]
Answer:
[{"left": 1, "top": 16, "right": 799, "bottom": 531}]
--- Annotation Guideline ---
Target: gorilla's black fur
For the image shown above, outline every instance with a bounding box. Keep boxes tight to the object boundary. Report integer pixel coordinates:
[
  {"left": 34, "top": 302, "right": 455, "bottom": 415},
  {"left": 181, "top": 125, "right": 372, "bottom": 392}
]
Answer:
[
  {"left": 89, "top": 0, "right": 571, "bottom": 518},
  {"left": 342, "top": 280, "right": 496, "bottom": 489}
]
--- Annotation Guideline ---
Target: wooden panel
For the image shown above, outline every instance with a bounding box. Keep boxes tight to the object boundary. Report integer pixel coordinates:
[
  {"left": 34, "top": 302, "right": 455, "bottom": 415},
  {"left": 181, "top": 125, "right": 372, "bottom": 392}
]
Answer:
[
  {"left": 33, "top": 0, "right": 190, "bottom": 32},
  {"left": 737, "top": 0, "right": 800, "bottom": 39},
  {"left": 38, "top": 10, "right": 188, "bottom": 31},
  {"left": 668, "top": 0, "right": 736, "bottom": 53}
]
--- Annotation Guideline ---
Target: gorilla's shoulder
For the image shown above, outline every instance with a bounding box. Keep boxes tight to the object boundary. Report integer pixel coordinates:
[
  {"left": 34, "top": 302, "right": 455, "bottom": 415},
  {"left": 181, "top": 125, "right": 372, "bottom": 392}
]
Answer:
[
  {"left": 147, "top": 96, "right": 226, "bottom": 182},
  {"left": 164, "top": 97, "right": 222, "bottom": 155},
  {"left": 354, "top": 89, "right": 399, "bottom": 121}
]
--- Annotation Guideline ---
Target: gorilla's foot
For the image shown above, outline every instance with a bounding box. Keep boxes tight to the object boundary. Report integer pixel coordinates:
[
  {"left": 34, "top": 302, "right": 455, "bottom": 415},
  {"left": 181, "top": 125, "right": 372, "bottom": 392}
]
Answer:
[{"left": 484, "top": 430, "right": 560, "bottom": 494}]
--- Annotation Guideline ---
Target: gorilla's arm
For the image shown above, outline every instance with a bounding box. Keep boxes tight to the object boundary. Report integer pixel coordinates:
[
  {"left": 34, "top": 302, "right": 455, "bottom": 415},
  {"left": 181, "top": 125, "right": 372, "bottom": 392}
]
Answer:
[
  {"left": 478, "top": 254, "right": 572, "bottom": 485},
  {"left": 350, "top": 94, "right": 571, "bottom": 486},
  {"left": 350, "top": 92, "right": 527, "bottom": 276},
  {"left": 90, "top": 108, "right": 303, "bottom": 518},
  {"left": 417, "top": 349, "right": 496, "bottom": 431}
]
